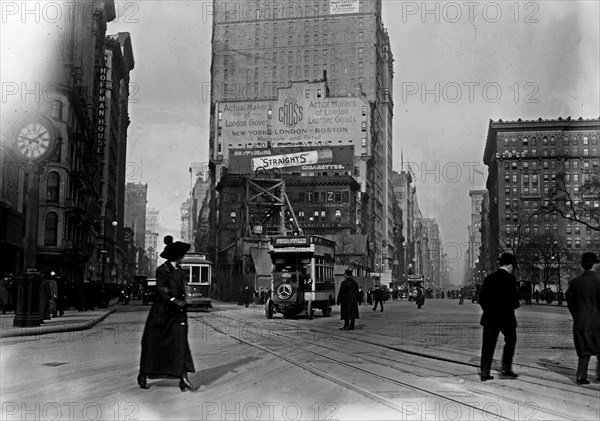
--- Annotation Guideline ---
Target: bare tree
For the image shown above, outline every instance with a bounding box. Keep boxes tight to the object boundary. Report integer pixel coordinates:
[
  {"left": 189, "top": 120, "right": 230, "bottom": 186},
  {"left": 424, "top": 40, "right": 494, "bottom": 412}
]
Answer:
[
  {"left": 334, "top": 235, "right": 358, "bottom": 265},
  {"left": 518, "top": 233, "right": 568, "bottom": 291},
  {"left": 547, "top": 172, "right": 600, "bottom": 232}
]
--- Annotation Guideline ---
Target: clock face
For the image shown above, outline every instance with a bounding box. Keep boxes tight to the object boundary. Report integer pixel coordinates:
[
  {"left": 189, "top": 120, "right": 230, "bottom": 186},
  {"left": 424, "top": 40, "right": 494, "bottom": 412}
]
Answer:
[{"left": 16, "top": 121, "right": 52, "bottom": 160}]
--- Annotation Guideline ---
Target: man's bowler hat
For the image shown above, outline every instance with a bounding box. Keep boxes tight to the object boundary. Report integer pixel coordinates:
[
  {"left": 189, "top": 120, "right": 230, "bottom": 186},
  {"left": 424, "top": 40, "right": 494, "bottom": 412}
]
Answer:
[
  {"left": 497, "top": 253, "right": 517, "bottom": 268},
  {"left": 581, "top": 252, "right": 600, "bottom": 265}
]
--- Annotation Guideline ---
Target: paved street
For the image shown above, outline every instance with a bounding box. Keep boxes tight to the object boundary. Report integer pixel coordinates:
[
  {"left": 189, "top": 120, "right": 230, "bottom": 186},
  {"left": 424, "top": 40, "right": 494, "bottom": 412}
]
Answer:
[{"left": 1, "top": 299, "right": 598, "bottom": 421}]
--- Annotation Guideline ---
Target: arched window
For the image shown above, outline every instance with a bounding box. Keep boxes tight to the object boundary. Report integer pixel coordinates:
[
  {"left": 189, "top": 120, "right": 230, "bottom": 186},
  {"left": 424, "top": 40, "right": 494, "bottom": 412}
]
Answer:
[
  {"left": 298, "top": 210, "right": 305, "bottom": 221},
  {"left": 44, "top": 212, "right": 58, "bottom": 246},
  {"left": 46, "top": 171, "right": 60, "bottom": 202},
  {"left": 230, "top": 211, "right": 236, "bottom": 223},
  {"left": 335, "top": 210, "right": 342, "bottom": 222}
]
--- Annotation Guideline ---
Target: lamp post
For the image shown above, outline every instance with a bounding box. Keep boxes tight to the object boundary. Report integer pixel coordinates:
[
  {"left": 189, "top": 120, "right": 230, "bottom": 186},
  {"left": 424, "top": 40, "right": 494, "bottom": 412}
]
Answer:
[
  {"left": 100, "top": 219, "right": 118, "bottom": 307},
  {"left": 552, "top": 243, "right": 562, "bottom": 305}
]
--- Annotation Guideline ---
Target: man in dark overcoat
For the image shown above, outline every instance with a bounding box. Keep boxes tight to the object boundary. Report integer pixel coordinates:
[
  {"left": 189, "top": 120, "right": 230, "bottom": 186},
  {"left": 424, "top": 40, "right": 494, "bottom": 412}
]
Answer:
[
  {"left": 566, "top": 252, "right": 600, "bottom": 385},
  {"left": 478, "top": 253, "right": 520, "bottom": 381},
  {"left": 337, "top": 268, "right": 359, "bottom": 330},
  {"left": 416, "top": 287, "right": 425, "bottom": 309},
  {"left": 38, "top": 276, "right": 53, "bottom": 321},
  {"left": 139, "top": 236, "right": 196, "bottom": 391},
  {"left": 372, "top": 285, "right": 384, "bottom": 312}
]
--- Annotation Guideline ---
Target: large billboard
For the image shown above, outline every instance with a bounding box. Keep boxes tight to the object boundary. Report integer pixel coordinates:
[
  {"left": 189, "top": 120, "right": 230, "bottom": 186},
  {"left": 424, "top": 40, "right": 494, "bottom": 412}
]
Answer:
[
  {"left": 218, "top": 82, "right": 367, "bottom": 149},
  {"left": 229, "top": 145, "right": 355, "bottom": 175}
]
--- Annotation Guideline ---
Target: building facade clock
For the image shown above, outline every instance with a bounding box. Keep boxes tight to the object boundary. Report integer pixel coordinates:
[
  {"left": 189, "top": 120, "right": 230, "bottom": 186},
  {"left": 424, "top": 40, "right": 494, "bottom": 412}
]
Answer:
[{"left": 15, "top": 120, "right": 54, "bottom": 161}]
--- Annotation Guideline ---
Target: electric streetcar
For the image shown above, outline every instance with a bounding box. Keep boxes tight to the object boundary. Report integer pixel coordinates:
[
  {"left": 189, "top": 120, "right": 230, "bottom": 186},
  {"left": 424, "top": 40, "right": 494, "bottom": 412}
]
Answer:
[{"left": 180, "top": 253, "right": 213, "bottom": 308}]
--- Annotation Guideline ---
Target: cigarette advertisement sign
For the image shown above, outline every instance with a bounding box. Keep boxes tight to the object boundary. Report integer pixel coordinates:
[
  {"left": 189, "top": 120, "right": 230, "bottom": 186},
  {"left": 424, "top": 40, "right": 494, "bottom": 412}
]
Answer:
[
  {"left": 251, "top": 149, "right": 333, "bottom": 171},
  {"left": 230, "top": 145, "right": 354, "bottom": 175},
  {"left": 330, "top": 0, "right": 359, "bottom": 14}
]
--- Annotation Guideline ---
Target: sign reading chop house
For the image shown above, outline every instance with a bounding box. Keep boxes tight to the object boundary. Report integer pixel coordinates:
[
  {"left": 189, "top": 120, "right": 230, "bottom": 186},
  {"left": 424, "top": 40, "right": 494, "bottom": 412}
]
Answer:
[{"left": 251, "top": 149, "right": 332, "bottom": 171}]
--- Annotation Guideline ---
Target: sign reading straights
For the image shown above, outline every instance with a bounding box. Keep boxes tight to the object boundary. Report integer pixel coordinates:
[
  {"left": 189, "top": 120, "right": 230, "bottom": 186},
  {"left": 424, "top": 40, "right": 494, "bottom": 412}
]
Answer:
[
  {"left": 330, "top": 0, "right": 359, "bottom": 14},
  {"left": 251, "top": 149, "right": 332, "bottom": 171}
]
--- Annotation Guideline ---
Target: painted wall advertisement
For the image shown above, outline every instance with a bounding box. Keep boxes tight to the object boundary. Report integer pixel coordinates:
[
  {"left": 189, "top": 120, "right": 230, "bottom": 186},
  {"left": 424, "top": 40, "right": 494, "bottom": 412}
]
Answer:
[
  {"left": 218, "top": 85, "right": 367, "bottom": 148},
  {"left": 329, "top": 0, "right": 359, "bottom": 14}
]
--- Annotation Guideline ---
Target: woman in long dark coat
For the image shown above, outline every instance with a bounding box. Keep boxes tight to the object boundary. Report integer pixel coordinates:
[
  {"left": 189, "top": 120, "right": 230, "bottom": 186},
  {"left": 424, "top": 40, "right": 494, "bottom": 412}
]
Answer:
[
  {"left": 416, "top": 287, "right": 425, "bottom": 309},
  {"left": 337, "top": 269, "right": 360, "bottom": 330},
  {"left": 138, "top": 236, "right": 197, "bottom": 391}
]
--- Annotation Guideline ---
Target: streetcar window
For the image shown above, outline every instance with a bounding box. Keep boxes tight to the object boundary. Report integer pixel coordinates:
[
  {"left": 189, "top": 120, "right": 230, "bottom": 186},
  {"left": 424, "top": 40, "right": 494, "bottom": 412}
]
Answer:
[
  {"left": 200, "top": 266, "right": 209, "bottom": 284},
  {"left": 191, "top": 266, "right": 201, "bottom": 284}
]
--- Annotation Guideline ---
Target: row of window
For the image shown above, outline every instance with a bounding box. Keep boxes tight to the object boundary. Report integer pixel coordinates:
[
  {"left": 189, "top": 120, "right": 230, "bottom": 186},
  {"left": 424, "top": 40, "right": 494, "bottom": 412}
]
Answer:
[
  {"left": 228, "top": 209, "right": 344, "bottom": 223},
  {"left": 504, "top": 236, "right": 597, "bottom": 249},
  {"left": 501, "top": 147, "right": 598, "bottom": 157},
  {"left": 502, "top": 135, "right": 598, "bottom": 147},
  {"left": 222, "top": 7, "right": 366, "bottom": 25},
  {"left": 504, "top": 159, "right": 599, "bottom": 170},
  {"left": 504, "top": 172, "right": 594, "bottom": 184}
]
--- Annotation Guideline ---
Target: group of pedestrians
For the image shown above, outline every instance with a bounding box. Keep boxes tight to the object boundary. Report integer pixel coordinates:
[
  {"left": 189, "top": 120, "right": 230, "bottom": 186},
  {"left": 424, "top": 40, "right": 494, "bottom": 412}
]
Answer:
[
  {"left": 135, "top": 239, "right": 600, "bottom": 392},
  {"left": 478, "top": 251, "right": 600, "bottom": 386}
]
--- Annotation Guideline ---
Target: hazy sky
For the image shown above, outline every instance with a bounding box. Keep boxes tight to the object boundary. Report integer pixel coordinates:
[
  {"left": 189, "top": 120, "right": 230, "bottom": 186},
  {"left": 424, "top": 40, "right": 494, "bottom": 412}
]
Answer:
[{"left": 4, "top": 1, "right": 597, "bottom": 283}]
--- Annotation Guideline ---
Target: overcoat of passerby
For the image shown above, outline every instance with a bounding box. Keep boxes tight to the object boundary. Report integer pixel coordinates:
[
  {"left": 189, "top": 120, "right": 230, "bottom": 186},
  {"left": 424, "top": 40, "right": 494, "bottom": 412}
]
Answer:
[
  {"left": 478, "top": 253, "right": 520, "bottom": 381},
  {"left": 337, "top": 269, "right": 359, "bottom": 330},
  {"left": 372, "top": 285, "right": 384, "bottom": 312},
  {"left": 243, "top": 285, "right": 253, "bottom": 307},
  {"left": 48, "top": 275, "right": 58, "bottom": 317},
  {"left": 139, "top": 236, "right": 197, "bottom": 391},
  {"left": 39, "top": 277, "right": 53, "bottom": 321},
  {"left": 0, "top": 274, "right": 13, "bottom": 314},
  {"left": 357, "top": 287, "right": 364, "bottom": 305},
  {"left": 416, "top": 288, "right": 425, "bottom": 309},
  {"left": 565, "top": 252, "right": 600, "bottom": 384}
]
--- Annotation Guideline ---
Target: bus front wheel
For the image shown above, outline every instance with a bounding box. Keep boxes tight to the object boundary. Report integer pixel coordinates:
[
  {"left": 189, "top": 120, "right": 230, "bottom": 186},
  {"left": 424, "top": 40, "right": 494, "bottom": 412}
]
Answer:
[{"left": 265, "top": 299, "right": 274, "bottom": 319}]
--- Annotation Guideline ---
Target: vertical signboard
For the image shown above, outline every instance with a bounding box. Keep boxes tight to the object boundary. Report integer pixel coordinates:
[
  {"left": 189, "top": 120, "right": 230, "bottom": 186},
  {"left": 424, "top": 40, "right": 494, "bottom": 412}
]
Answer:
[{"left": 96, "top": 66, "right": 107, "bottom": 154}]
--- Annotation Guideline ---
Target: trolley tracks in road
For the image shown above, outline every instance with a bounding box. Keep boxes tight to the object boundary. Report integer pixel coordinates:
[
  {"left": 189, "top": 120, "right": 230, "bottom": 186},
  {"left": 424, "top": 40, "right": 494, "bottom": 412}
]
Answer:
[{"left": 190, "top": 311, "right": 595, "bottom": 420}]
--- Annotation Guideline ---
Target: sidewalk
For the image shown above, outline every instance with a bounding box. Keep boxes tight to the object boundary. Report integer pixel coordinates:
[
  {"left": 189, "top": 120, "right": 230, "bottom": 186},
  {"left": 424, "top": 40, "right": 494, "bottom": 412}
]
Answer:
[{"left": 0, "top": 302, "right": 117, "bottom": 339}]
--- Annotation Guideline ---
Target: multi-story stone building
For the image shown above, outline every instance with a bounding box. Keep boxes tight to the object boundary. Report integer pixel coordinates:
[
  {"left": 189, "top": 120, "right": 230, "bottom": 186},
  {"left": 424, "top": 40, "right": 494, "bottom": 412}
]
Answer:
[
  {"left": 0, "top": 1, "right": 133, "bottom": 285},
  {"left": 467, "top": 190, "right": 488, "bottom": 286},
  {"left": 391, "top": 169, "right": 415, "bottom": 282},
  {"left": 421, "top": 218, "right": 441, "bottom": 290},
  {"left": 209, "top": 0, "right": 395, "bottom": 282},
  {"left": 98, "top": 32, "right": 135, "bottom": 284},
  {"left": 124, "top": 182, "right": 148, "bottom": 274},
  {"left": 483, "top": 117, "right": 600, "bottom": 290}
]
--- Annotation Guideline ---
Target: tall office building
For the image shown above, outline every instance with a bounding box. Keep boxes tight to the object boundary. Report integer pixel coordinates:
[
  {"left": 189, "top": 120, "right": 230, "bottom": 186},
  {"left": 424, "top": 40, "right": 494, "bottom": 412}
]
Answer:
[
  {"left": 209, "top": 0, "right": 394, "bottom": 281},
  {"left": 483, "top": 117, "right": 600, "bottom": 289},
  {"left": 467, "top": 190, "right": 487, "bottom": 285}
]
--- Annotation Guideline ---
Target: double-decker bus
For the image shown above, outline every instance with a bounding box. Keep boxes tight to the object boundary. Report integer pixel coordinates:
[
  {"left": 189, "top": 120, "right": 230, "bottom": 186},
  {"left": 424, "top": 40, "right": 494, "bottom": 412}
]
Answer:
[
  {"left": 265, "top": 235, "right": 335, "bottom": 320},
  {"left": 180, "top": 253, "right": 213, "bottom": 308},
  {"left": 407, "top": 274, "right": 424, "bottom": 301}
]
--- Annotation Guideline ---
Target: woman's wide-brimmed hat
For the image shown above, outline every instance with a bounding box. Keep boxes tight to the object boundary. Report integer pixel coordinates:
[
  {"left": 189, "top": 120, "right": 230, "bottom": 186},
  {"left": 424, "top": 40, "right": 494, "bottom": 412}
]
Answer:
[{"left": 159, "top": 235, "right": 191, "bottom": 261}]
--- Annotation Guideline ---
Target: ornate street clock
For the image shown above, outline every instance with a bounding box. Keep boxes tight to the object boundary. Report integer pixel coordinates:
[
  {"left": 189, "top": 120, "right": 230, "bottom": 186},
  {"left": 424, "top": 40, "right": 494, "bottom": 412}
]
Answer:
[{"left": 15, "top": 120, "right": 54, "bottom": 160}]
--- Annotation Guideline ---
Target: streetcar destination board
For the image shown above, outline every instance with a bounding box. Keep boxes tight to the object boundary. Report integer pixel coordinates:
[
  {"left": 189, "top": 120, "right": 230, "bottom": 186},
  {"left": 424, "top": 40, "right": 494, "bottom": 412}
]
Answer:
[{"left": 272, "top": 236, "right": 310, "bottom": 247}]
